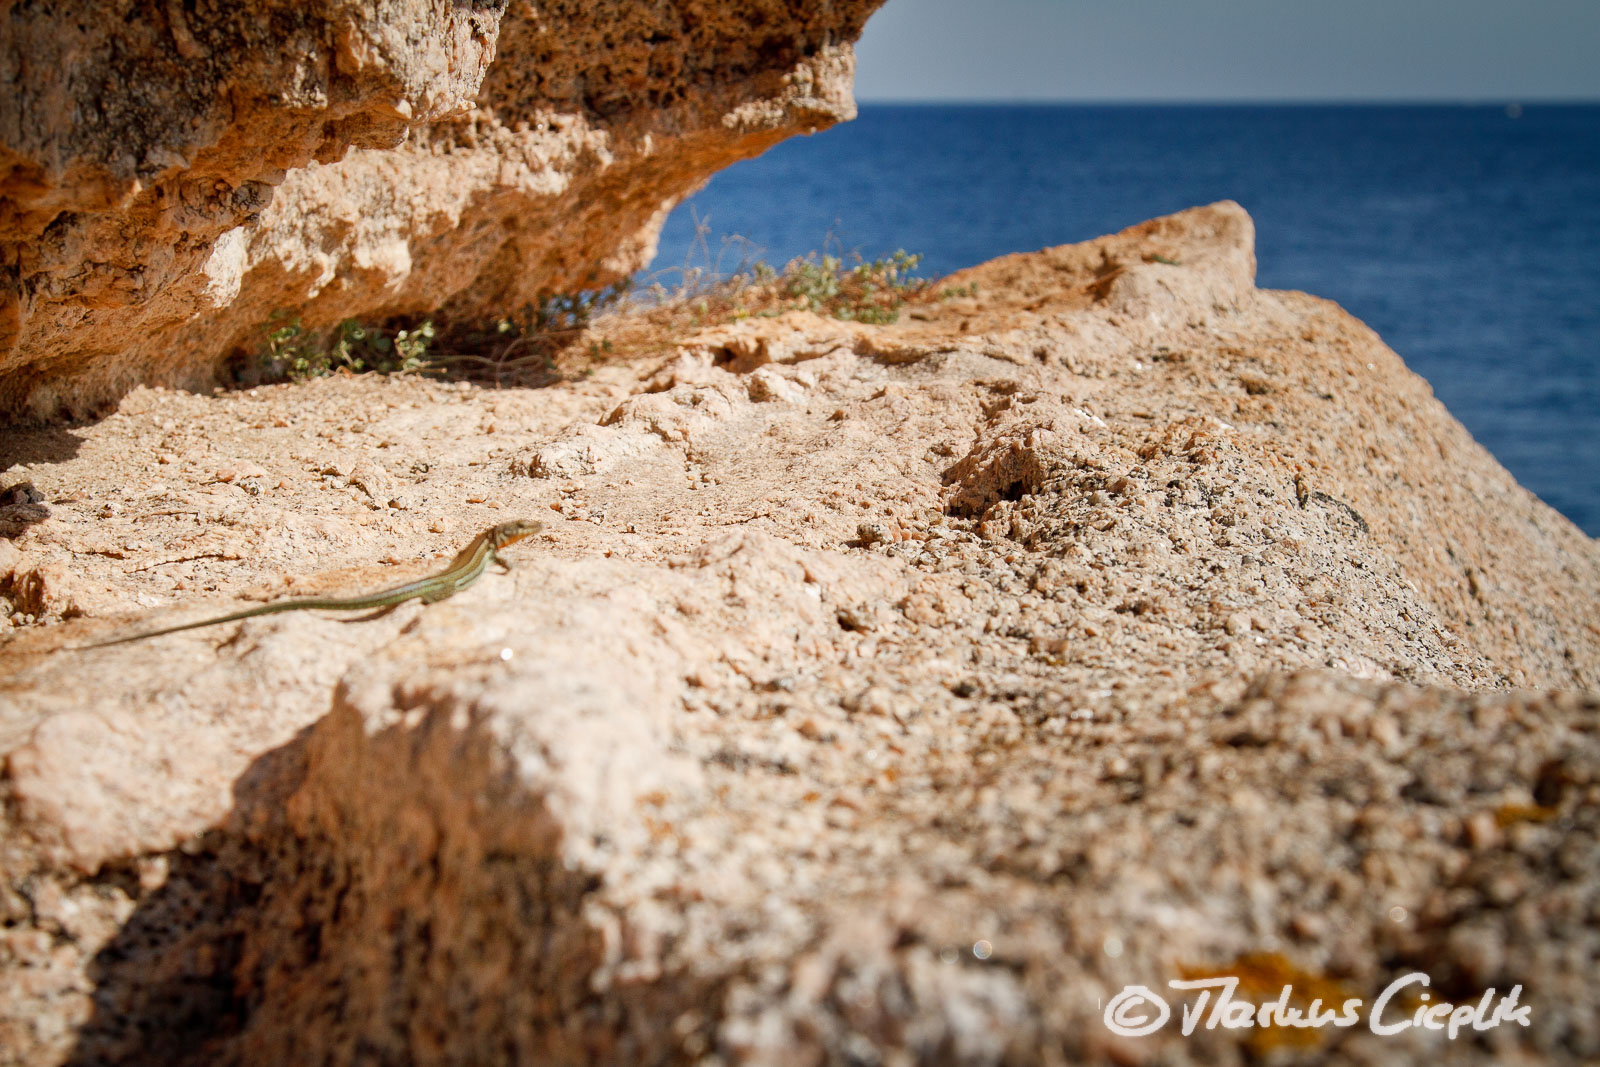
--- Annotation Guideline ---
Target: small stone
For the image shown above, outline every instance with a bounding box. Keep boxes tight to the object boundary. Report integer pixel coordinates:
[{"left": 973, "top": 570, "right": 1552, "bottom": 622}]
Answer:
[
  {"left": 1369, "top": 715, "right": 1400, "bottom": 750},
  {"left": 1465, "top": 810, "right": 1500, "bottom": 850},
  {"left": 856, "top": 523, "right": 889, "bottom": 545},
  {"left": 1290, "top": 912, "right": 1327, "bottom": 940}
]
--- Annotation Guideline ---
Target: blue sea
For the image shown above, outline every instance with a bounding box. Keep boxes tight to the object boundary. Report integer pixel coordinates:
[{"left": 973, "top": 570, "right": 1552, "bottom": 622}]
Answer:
[{"left": 650, "top": 105, "right": 1600, "bottom": 537}]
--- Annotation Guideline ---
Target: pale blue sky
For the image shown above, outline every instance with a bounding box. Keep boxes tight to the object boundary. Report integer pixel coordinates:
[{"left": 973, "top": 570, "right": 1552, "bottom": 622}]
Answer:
[{"left": 854, "top": 0, "right": 1600, "bottom": 102}]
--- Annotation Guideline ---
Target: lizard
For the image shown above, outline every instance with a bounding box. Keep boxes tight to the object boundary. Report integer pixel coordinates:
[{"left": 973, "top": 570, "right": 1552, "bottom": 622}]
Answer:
[{"left": 82, "top": 519, "right": 543, "bottom": 649}]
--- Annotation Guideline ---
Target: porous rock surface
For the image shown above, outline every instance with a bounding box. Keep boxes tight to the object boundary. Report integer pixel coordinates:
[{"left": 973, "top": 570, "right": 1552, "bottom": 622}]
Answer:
[
  {"left": 1, "top": 203, "right": 1598, "bottom": 1064},
  {"left": 0, "top": 0, "right": 879, "bottom": 422}
]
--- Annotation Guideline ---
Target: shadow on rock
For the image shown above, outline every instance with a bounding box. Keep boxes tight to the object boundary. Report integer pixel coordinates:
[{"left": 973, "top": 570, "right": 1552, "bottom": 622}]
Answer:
[{"left": 61, "top": 694, "right": 710, "bottom": 1066}]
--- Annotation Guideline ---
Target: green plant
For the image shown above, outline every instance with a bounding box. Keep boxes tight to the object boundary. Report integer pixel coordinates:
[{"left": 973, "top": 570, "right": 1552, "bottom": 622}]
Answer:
[
  {"left": 782, "top": 249, "right": 924, "bottom": 324},
  {"left": 630, "top": 216, "right": 929, "bottom": 330},
  {"left": 257, "top": 315, "right": 436, "bottom": 382}
]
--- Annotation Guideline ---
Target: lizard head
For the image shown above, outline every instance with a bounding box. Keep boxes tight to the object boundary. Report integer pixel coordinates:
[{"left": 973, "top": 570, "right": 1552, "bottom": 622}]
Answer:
[{"left": 488, "top": 519, "right": 544, "bottom": 549}]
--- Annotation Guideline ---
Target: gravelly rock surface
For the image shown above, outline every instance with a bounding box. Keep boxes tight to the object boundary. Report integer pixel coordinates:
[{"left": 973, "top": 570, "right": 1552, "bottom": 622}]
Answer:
[{"left": 1, "top": 203, "right": 1597, "bottom": 1064}]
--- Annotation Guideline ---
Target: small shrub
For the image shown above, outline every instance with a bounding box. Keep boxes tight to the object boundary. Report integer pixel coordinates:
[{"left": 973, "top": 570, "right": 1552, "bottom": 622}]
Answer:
[
  {"left": 782, "top": 249, "right": 924, "bottom": 324},
  {"left": 257, "top": 315, "right": 436, "bottom": 382}
]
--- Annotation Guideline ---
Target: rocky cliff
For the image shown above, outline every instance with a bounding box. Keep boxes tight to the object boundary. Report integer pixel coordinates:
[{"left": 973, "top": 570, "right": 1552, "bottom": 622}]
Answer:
[
  {"left": 0, "top": 0, "right": 879, "bottom": 422},
  {"left": 2, "top": 201, "right": 1597, "bottom": 1065},
  {"left": 4, "top": 4, "right": 1599, "bottom": 1065}
]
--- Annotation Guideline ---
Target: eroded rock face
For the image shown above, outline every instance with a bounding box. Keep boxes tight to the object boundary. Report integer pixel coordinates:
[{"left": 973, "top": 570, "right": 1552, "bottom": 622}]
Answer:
[
  {"left": 2, "top": 203, "right": 1598, "bottom": 1064},
  {"left": 0, "top": 0, "right": 881, "bottom": 422}
]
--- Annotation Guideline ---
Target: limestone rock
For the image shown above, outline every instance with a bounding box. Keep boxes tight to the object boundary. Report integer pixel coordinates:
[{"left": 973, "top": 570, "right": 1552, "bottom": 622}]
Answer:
[
  {"left": 1, "top": 203, "right": 1597, "bottom": 1064},
  {"left": 0, "top": 0, "right": 883, "bottom": 422}
]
